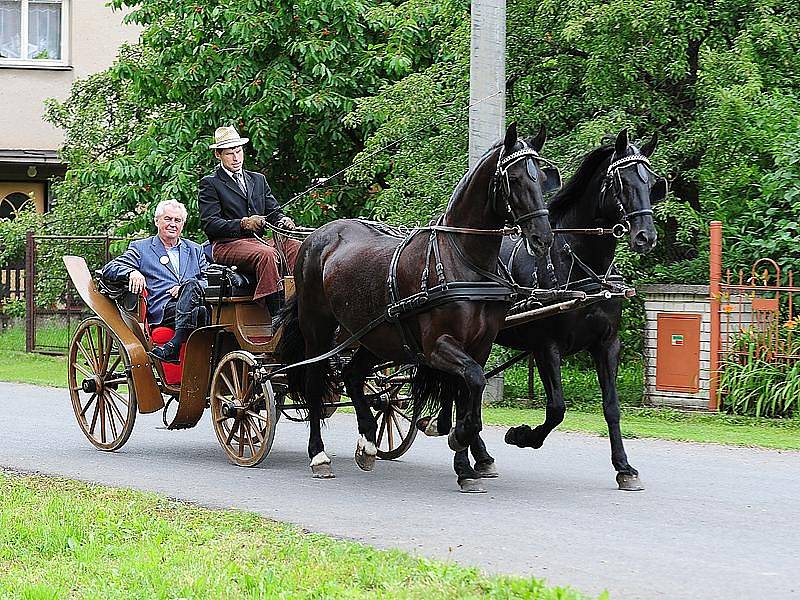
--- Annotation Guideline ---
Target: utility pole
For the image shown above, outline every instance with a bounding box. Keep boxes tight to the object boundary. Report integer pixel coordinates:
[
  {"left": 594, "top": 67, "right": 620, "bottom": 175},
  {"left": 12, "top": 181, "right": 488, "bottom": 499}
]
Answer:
[{"left": 468, "top": 0, "right": 506, "bottom": 168}]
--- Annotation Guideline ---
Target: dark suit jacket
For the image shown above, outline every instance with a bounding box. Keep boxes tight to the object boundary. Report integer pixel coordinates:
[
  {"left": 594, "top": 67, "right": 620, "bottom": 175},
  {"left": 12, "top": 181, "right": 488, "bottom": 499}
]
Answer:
[{"left": 199, "top": 166, "right": 286, "bottom": 241}]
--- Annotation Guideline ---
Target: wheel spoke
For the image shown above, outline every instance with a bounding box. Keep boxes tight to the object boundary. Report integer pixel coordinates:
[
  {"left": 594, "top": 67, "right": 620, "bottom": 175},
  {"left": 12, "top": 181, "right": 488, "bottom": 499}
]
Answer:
[
  {"left": 106, "top": 391, "right": 127, "bottom": 425},
  {"left": 392, "top": 405, "right": 413, "bottom": 423},
  {"left": 225, "top": 417, "right": 239, "bottom": 445},
  {"left": 219, "top": 372, "right": 236, "bottom": 399},
  {"left": 376, "top": 413, "right": 386, "bottom": 447},
  {"left": 76, "top": 341, "right": 95, "bottom": 372},
  {"left": 88, "top": 394, "right": 101, "bottom": 434},
  {"left": 386, "top": 409, "right": 395, "bottom": 449},
  {"left": 99, "top": 394, "right": 107, "bottom": 443},
  {"left": 243, "top": 420, "right": 257, "bottom": 457},
  {"left": 229, "top": 362, "right": 242, "bottom": 399},
  {"left": 237, "top": 419, "right": 245, "bottom": 457},
  {"left": 106, "top": 351, "right": 123, "bottom": 379},
  {"left": 73, "top": 362, "right": 94, "bottom": 380},
  {"left": 391, "top": 410, "right": 405, "bottom": 439},
  {"left": 105, "top": 393, "right": 119, "bottom": 440},
  {"left": 80, "top": 393, "right": 97, "bottom": 418},
  {"left": 246, "top": 410, "right": 269, "bottom": 424},
  {"left": 86, "top": 328, "right": 100, "bottom": 371},
  {"left": 248, "top": 415, "right": 266, "bottom": 444},
  {"left": 106, "top": 386, "right": 129, "bottom": 407}
]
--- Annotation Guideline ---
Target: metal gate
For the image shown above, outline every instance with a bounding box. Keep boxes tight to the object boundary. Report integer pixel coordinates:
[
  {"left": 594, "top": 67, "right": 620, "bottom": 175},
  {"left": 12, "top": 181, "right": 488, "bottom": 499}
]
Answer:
[
  {"left": 709, "top": 221, "right": 800, "bottom": 409},
  {"left": 25, "top": 233, "right": 135, "bottom": 354}
]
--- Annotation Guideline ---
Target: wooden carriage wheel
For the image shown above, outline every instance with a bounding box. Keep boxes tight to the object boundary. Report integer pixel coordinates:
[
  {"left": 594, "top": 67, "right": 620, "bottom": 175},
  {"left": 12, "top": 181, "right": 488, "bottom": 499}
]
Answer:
[
  {"left": 210, "top": 351, "right": 277, "bottom": 467},
  {"left": 364, "top": 366, "right": 419, "bottom": 460},
  {"left": 68, "top": 318, "right": 137, "bottom": 451}
]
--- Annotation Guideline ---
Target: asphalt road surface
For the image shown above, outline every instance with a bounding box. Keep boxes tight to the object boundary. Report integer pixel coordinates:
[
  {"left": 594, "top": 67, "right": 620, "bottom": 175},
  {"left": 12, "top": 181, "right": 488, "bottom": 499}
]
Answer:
[{"left": 1, "top": 382, "right": 798, "bottom": 599}]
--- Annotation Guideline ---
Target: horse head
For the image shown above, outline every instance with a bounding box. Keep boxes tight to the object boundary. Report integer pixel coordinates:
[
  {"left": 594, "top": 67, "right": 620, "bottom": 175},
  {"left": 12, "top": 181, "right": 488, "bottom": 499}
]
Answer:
[
  {"left": 602, "top": 128, "right": 666, "bottom": 254},
  {"left": 495, "top": 122, "right": 556, "bottom": 257}
]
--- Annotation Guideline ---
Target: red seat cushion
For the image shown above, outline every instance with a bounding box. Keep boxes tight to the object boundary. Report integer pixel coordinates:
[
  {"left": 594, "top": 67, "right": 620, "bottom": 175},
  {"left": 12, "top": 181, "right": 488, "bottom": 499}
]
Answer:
[{"left": 150, "top": 326, "right": 185, "bottom": 385}]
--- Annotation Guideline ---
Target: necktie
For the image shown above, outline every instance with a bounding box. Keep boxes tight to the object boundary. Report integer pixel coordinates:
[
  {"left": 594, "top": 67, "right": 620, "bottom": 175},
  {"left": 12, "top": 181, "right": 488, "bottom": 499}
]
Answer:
[{"left": 234, "top": 171, "right": 246, "bottom": 195}]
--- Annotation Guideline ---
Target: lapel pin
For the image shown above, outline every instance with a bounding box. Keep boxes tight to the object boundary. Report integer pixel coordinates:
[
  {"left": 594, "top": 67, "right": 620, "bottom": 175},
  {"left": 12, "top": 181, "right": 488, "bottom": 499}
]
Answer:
[{"left": 160, "top": 255, "right": 170, "bottom": 265}]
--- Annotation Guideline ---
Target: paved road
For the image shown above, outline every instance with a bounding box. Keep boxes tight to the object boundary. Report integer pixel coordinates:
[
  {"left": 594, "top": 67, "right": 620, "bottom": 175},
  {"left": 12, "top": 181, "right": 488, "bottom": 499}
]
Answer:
[{"left": 1, "top": 382, "right": 798, "bottom": 599}]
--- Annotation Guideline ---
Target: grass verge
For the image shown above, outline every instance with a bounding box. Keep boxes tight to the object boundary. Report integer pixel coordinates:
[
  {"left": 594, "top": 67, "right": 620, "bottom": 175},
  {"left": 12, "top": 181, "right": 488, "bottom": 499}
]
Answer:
[
  {"left": 0, "top": 326, "right": 67, "bottom": 387},
  {"left": 0, "top": 471, "right": 586, "bottom": 599}
]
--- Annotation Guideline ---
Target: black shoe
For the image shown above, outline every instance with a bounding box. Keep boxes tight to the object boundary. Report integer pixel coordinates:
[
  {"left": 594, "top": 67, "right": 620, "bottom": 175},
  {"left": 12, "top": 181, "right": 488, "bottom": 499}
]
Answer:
[{"left": 149, "top": 341, "right": 181, "bottom": 364}]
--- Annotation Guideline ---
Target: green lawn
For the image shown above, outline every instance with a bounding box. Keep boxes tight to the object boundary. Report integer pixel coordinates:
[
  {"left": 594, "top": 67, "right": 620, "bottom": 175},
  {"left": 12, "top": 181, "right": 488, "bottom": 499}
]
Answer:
[
  {"left": 2, "top": 325, "right": 797, "bottom": 451},
  {"left": 0, "top": 471, "right": 586, "bottom": 599}
]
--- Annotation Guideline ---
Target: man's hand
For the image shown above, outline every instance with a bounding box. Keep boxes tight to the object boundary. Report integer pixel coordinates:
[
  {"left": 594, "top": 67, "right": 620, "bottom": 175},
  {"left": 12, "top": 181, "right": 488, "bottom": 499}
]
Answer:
[
  {"left": 128, "top": 270, "right": 146, "bottom": 294},
  {"left": 277, "top": 216, "right": 296, "bottom": 230},
  {"left": 241, "top": 215, "right": 266, "bottom": 232},
  {"left": 167, "top": 285, "right": 180, "bottom": 299}
]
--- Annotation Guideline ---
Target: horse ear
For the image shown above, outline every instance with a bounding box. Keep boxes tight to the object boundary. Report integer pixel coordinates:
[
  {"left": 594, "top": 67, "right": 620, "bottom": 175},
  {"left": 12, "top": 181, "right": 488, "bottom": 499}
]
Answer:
[
  {"left": 530, "top": 124, "right": 547, "bottom": 152},
  {"left": 641, "top": 131, "right": 659, "bottom": 157},
  {"left": 615, "top": 129, "right": 629, "bottom": 155},
  {"left": 504, "top": 121, "right": 518, "bottom": 154}
]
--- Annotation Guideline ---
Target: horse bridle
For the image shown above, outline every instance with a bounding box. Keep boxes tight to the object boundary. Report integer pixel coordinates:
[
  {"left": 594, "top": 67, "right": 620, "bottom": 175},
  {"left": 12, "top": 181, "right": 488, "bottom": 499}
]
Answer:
[
  {"left": 493, "top": 141, "right": 560, "bottom": 226},
  {"left": 600, "top": 153, "right": 666, "bottom": 237}
]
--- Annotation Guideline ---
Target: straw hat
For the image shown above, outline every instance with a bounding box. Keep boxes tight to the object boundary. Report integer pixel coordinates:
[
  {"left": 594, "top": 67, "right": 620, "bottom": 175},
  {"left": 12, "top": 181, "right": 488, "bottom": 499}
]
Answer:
[{"left": 209, "top": 125, "right": 249, "bottom": 149}]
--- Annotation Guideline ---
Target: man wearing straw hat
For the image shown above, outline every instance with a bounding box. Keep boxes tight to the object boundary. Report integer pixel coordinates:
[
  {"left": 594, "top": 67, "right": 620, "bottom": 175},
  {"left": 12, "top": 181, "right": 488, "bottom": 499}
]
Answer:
[{"left": 199, "top": 125, "right": 301, "bottom": 318}]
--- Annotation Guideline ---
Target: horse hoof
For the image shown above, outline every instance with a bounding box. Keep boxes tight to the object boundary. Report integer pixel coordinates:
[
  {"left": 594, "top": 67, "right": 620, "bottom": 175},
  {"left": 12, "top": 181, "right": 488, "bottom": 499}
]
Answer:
[
  {"left": 354, "top": 436, "right": 377, "bottom": 472},
  {"left": 475, "top": 461, "right": 499, "bottom": 478},
  {"left": 459, "top": 479, "right": 486, "bottom": 493},
  {"left": 616, "top": 472, "right": 644, "bottom": 491},
  {"left": 417, "top": 416, "right": 444, "bottom": 437},
  {"left": 311, "top": 463, "right": 335, "bottom": 478},
  {"left": 310, "top": 451, "right": 334, "bottom": 478},
  {"left": 447, "top": 429, "right": 468, "bottom": 452}
]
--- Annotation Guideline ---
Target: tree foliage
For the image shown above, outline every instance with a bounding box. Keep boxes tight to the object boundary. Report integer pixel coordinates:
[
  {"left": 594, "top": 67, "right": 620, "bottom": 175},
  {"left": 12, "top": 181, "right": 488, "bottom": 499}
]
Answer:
[
  {"left": 349, "top": 0, "right": 800, "bottom": 279},
  {"left": 41, "top": 0, "right": 448, "bottom": 240}
]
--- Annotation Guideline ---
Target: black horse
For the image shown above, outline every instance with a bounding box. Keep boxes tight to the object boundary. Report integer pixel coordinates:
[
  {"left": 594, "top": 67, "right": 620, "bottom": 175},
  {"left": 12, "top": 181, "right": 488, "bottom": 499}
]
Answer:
[
  {"left": 425, "top": 129, "right": 665, "bottom": 490},
  {"left": 277, "top": 122, "right": 555, "bottom": 492},
  {"left": 499, "top": 129, "right": 664, "bottom": 490}
]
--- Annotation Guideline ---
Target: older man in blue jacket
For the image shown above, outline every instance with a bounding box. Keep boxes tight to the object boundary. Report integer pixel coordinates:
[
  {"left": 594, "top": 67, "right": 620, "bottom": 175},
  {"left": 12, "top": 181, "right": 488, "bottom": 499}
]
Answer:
[{"left": 102, "top": 200, "right": 208, "bottom": 363}]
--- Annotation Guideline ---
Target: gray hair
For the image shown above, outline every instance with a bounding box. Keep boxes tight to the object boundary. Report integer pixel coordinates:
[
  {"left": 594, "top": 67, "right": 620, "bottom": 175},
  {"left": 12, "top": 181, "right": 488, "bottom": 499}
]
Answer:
[{"left": 154, "top": 199, "right": 188, "bottom": 222}]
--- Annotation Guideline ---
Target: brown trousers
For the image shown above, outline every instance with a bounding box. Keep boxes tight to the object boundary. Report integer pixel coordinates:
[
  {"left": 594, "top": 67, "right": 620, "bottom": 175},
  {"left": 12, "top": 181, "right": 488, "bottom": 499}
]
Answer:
[{"left": 212, "top": 237, "right": 301, "bottom": 300}]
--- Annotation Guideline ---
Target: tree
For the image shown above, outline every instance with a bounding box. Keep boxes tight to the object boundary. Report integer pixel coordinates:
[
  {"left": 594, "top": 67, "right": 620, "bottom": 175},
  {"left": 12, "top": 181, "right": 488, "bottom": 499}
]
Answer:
[
  {"left": 349, "top": 0, "right": 800, "bottom": 277},
  {"left": 47, "top": 0, "right": 449, "bottom": 238}
]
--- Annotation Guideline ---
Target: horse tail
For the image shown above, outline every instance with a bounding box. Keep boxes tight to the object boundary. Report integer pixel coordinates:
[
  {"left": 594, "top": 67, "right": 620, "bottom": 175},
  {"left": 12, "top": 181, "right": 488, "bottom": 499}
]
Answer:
[
  {"left": 274, "top": 294, "right": 338, "bottom": 420},
  {"left": 275, "top": 294, "right": 306, "bottom": 402},
  {"left": 411, "top": 364, "right": 467, "bottom": 421}
]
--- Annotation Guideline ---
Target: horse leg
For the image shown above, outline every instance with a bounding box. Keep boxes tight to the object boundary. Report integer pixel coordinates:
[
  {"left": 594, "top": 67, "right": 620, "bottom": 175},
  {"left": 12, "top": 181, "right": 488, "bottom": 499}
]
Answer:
[
  {"left": 303, "top": 322, "right": 337, "bottom": 479},
  {"left": 591, "top": 337, "right": 644, "bottom": 491},
  {"left": 428, "top": 334, "right": 486, "bottom": 493},
  {"left": 471, "top": 434, "right": 498, "bottom": 478},
  {"left": 416, "top": 398, "right": 451, "bottom": 437},
  {"left": 505, "top": 342, "right": 565, "bottom": 449},
  {"left": 343, "top": 347, "right": 380, "bottom": 472}
]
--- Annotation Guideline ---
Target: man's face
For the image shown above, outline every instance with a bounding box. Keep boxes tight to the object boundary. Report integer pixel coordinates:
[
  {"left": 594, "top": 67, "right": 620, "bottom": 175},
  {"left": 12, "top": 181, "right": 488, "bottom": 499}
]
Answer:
[
  {"left": 216, "top": 145, "right": 244, "bottom": 172},
  {"left": 156, "top": 206, "right": 185, "bottom": 244}
]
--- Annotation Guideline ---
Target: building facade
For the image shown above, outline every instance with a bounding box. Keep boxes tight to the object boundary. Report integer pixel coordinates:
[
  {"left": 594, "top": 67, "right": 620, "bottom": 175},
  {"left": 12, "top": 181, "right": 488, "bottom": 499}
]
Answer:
[{"left": 0, "top": 0, "right": 138, "bottom": 218}]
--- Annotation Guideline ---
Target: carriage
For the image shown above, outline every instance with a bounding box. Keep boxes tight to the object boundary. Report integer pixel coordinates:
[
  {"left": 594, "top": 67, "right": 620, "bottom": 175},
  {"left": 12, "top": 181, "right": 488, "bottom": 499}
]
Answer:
[{"left": 64, "top": 255, "right": 422, "bottom": 466}]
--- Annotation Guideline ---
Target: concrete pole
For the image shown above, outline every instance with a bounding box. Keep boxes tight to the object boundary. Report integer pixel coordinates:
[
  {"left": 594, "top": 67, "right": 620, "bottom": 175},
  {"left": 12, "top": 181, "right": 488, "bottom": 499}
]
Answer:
[
  {"left": 708, "top": 221, "right": 723, "bottom": 410},
  {"left": 469, "top": 0, "right": 506, "bottom": 168}
]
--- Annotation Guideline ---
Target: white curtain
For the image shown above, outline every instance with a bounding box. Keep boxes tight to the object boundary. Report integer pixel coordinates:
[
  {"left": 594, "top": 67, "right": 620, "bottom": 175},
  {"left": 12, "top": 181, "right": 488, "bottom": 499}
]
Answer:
[
  {"left": 0, "top": 1, "right": 21, "bottom": 59},
  {"left": 28, "top": 0, "right": 61, "bottom": 60}
]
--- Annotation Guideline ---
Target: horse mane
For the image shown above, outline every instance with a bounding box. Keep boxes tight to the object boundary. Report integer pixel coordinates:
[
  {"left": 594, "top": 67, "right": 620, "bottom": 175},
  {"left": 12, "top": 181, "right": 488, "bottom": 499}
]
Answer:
[
  {"left": 548, "top": 144, "right": 614, "bottom": 216},
  {"left": 446, "top": 140, "right": 503, "bottom": 211}
]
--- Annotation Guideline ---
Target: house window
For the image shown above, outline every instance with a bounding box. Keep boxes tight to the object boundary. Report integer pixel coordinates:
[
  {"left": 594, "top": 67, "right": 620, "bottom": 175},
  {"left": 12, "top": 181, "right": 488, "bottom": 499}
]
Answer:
[{"left": 0, "top": 0, "right": 68, "bottom": 66}]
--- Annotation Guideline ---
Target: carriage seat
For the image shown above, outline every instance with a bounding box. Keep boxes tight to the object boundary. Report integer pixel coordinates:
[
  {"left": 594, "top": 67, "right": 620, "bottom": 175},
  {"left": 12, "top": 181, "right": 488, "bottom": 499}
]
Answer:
[
  {"left": 150, "top": 326, "right": 186, "bottom": 385},
  {"left": 205, "top": 264, "right": 257, "bottom": 300}
]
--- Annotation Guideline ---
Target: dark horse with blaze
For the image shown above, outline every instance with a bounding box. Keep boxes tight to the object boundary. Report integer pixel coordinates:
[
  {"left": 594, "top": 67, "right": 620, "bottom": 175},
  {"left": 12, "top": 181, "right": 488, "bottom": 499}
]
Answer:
[{"left": 277, "top": 123, "right": 556, "bottom": 492}]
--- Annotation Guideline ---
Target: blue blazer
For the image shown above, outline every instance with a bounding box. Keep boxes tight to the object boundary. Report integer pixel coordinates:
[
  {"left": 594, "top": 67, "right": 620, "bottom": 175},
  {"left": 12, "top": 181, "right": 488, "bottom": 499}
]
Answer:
[{"left": 102, "top": 236, "right": 208, "bottom": 325}]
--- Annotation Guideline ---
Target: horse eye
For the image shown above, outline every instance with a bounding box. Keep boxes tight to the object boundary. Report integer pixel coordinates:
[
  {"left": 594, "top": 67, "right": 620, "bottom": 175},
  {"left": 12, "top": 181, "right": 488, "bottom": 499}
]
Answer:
[{"left": 636, "top": 163, "right": 649, "bottom": 183}]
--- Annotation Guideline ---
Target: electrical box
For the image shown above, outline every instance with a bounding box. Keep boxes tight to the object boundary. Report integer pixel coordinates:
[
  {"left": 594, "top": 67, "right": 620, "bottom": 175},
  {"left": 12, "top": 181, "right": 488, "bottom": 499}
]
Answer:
[{"left": 656, "top": 313, "right": 701, "bottom": 393}]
